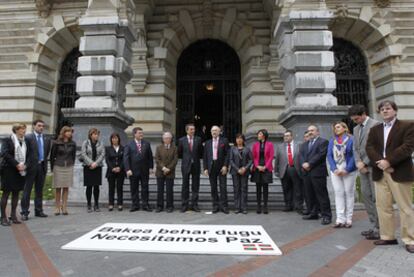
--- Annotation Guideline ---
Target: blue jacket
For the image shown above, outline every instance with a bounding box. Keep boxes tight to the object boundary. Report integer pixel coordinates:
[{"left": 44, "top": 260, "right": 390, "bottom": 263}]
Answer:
[{"left": 327, "top": 134, "right": 357, "bottom": 173}]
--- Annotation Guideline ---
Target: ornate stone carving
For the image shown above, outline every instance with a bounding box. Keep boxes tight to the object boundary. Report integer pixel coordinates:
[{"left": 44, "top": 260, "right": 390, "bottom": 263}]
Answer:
[
  {"left": 335, "top": 4, "right": 348, "bottom": 23},
  {"left": 202, "top": 0, "right": 214, "bottom": 37},
  {"left": 374, "top": 0, "right": 390, "bottom": 8},
  {"left": 35, "top": 0, "right": 53, "bottom": 18}
]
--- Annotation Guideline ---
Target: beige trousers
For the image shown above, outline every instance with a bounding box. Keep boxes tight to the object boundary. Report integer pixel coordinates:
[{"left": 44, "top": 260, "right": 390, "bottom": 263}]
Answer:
[{"left": 375, "top": 171, "right": 414, "bottom": 245}]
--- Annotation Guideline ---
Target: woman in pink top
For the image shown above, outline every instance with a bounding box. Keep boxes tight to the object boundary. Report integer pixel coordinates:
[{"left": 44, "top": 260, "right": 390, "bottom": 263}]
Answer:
[{"left": 251, "top": 129, "right": 274, "bottom": 214}]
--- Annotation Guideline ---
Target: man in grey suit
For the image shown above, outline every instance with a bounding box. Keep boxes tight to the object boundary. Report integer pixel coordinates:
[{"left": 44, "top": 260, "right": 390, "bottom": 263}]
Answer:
[
  {"left": 349, "top": 105, "right": 380, "bottom": 239},
  {"left": 274, "top": 130, "right": 304, "bottom": 213}
]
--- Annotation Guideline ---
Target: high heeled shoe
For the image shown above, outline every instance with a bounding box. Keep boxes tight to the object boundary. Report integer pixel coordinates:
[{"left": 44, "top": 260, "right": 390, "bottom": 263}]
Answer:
[
  {"left": 61, "top": 205, "right": 68, "bottom": 216},
  {"left": 54, "top": 206, "right": 61, "bottom": 216},
  {"left": 1, "top": 217, "right": 11, "bottom": 226}
]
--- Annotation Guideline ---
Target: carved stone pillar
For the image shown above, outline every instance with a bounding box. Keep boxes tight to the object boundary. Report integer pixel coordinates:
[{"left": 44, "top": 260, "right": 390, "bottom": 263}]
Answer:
[{"left": 274, "top": 9, "right": 347, "bottom": 140}]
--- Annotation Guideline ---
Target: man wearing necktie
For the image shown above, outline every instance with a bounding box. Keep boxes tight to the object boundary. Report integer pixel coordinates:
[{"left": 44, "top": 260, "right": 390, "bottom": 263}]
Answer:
[
  {"left": 349, "top": 105, "right": 381, "bottom": 240},
  {"left": 124, "top": 127, "right": 154, "bottom": 212},
  {"left": 300, "top": 125, "right": 332, "bottom": 225},
  {"left": 178, "top": 123, "right": 203, "bottom": 212},
  {"left": 21, "top": 120, "right": 51, "bottom": 220},
  {"left": 274, "top": 130, "right": 304, "bottom": 213},
  {"left": 366, "top": 100, "right": 414, "bottom": 253},
  {"left": 203, "top": 125, "right": 230, "bottom": 214}
]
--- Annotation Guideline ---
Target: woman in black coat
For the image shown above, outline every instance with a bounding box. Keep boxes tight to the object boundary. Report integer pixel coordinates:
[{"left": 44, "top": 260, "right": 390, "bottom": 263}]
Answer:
[
  {"left": 105, "top": 133, "right": 125, "bottom": 211},
  {"left": 0, "top": 123, "right": 30, "bottom": 226}
]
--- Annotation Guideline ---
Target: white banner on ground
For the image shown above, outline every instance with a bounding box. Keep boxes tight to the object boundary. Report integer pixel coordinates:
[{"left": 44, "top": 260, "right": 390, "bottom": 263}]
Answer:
[{"left": 61, "top": 223, "right": 282, "bottom": 256}]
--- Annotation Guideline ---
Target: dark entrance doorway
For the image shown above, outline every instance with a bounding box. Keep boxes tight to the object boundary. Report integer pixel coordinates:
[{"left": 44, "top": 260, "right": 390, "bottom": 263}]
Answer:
[
  {"left": 55, "top": 48, "right": 82, "bottom": 136},
  {"left": 332, "top": 38, "right": 370, "bottom": 132},
  {"left": 176, "top": 39, "right": 241, "bottom": 142}
]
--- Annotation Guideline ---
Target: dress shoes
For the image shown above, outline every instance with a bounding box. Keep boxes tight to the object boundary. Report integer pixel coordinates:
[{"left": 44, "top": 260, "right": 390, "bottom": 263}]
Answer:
[
  {"left": 263, "top": 207, "right": 269, "bottom": 214},
  {"left": 302, "top": 214, "right": 319, "bottom": 220},
  {"left": 142, "top": 205, "right": 153, "bottom": 212},
  {"left": 155, "top": 207, "right": 162, "bottom": 213},
  {"left": 180, "top": 207, "right": 188, "bottom": 213},
  {"left": 1, "top": 218, "right": 11, "bottom": 226},
  {"left": 191, "top": 206, "right": 201, "bottom": 212},
  {"left": 35, "top": 212, "right": 48, "bottom": 218},
  {"left": 256, "top": 207, "right": 262, "bottom": 214},
  {"left": 405, "top": 245, "right": 414, "bottom": 253},
  {"left": 365, "top": 232, "right": 380, "bottom": 240},
  {"left": 222, "top": 208, "right": 229, "bottom": 214},
  {"left": 129, "top": 207, "right": 139, "bottom": 212},
  {"left": 361, "top": 229, "right": 374, "bottom": 236},
  {"left": 321, "top": 217, "right": 331, "bottom": 225},
  {"left": 21, "top": 215, "right": 29, "bottom": 221},
  {"left": 10, "top": 217, "right": 21, "bottom": 224},
  {"left": 374, "top": 239, "right": 398, "bottom": 246}
]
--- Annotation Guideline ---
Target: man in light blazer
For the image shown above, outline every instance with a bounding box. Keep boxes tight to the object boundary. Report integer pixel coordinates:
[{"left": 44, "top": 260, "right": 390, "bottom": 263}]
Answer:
[
  {"left": 299, "top": 125, "right": 332, "bottom": 225},
  {"left": 274, "top": 130, "right": 304, "bottom": 213},
  {"left": 124, "top": 127, "right": 154, "bottom": 212},
  {"left": 203, "top": 125, "right": 230, "bottom": 214},
  {"left": 366, "top": 100, "right": 414, "bottom": 253},
  {"left": 177, "top": 123, "right": 203, "bottom": 212},
  {"left": 21, "top": 120, "right": 51, "bottom": 220},
  {"left": 349, "top": 105, "right": 380, "bottom": 240}
]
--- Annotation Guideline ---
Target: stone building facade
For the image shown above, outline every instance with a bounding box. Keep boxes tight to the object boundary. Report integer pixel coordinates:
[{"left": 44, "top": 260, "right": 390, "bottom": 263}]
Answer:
[{"left": 0, "top": 0, "right": 413, "bottom": 142}]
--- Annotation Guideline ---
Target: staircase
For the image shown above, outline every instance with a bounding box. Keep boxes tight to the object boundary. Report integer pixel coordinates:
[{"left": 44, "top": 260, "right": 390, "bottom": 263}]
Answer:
[{"left": 121, "top": 161, "right": 285, "bottom": 210}]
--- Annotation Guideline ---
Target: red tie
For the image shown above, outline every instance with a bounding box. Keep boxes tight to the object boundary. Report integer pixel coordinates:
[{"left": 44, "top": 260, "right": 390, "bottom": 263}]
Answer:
[
  {"left": 189, "top": 137, "right": 193, "bottom": 152},
  {"left": 287, "top": 143, "right": 294, "bottom": 167}
]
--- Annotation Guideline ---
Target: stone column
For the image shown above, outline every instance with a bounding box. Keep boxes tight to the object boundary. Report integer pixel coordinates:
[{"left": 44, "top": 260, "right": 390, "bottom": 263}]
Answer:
[
  {"left": 62, "top": 0, "right": 135, "bottom": 203},
  {"left": 274, "top": 9, "right": 348, "bottom": 140}
]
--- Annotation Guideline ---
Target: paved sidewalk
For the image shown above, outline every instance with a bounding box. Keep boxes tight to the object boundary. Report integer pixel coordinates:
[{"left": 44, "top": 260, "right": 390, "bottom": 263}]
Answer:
[{"left": 1, "top": 206, "right": 413, "bottom": 276}]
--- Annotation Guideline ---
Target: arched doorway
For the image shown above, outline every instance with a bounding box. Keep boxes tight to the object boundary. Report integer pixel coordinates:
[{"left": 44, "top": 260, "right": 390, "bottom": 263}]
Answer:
[
  {"left": 176, "top": 39, "right": 241, "bottom": 142},
  {"left": 332, "top": 38, "right": 370, "bottom": 130},
  {"left": 55, "top": 48, "right": 82, "bottom": 135}
]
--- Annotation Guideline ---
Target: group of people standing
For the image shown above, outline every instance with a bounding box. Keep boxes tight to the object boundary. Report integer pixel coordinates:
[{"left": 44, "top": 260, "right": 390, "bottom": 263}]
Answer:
[{"left": 1, "top": 100, "right": 413, "bottom": 254}]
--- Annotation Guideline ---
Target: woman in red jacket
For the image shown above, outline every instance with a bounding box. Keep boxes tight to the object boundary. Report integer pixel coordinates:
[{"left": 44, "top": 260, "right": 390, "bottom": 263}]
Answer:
[{"left": 251, "top": 129, "right": 274, "bottom": 214}]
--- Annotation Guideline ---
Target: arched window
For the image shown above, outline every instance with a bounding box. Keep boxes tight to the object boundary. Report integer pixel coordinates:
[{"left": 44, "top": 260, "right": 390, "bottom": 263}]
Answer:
[
  {"left": 55, "top": 48, "right": 82, "bottom": 135},
  {"left": 332, "top": 38, "right": 370, "bottom": 130}
]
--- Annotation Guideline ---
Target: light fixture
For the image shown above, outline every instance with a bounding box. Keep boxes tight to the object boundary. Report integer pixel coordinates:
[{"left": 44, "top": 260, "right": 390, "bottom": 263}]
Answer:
[{"left": 205, "top": 83, "right": 215, "bottom": 92}]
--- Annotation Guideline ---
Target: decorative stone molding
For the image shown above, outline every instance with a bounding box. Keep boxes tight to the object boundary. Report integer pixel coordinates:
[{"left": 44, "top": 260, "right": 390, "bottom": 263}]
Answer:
[
  {"left": 374, "top": 0, "right": 390, "bottom": 8},
  {"left": 35, "top": 0, "right": 53, "bottom": 18},
  {"left": 335, "top": 4, "right": 348, "bottom": 23}
]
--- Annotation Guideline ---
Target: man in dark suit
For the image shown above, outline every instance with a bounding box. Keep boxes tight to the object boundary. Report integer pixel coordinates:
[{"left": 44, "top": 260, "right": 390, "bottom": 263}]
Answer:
[
  {"left": 274, "top": 130, "right": 304, "bottom": 213},
  {"left": 300, "top": 125, "right": 331, "bottom": 225},
  {"left": 20, "top": 120, "right": 51, "bottom": 220},
  {"left": 178, "top": 123, "right": 203, "bottom": 212},
  {"left": 366, "top": 100, "right": 414, "bottom": 253},
  {"left": 203, "top": 125, "right": 230, "bottom": 214},
  {"left": 124, "top": 127, "right": 154, "bottom": 212}
]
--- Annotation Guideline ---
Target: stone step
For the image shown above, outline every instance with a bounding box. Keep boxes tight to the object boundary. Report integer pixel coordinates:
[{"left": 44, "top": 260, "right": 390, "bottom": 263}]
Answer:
[{"left": 119, "top": 161, "right": 286, "bottom": 209}]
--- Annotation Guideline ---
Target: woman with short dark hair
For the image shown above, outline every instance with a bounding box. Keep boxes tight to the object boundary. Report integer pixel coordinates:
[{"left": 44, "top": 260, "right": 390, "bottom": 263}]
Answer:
[
  {"left": 105, "top": 133, "right": 125, "bottom": 211},
  {"left": 229, "top": 133, "right": 252, "bottom": 214},
  {"left": 251, "top": 129, "right": 274, "bottom": 214},
  {"left": 0, "top": 123, "right": 29, "bottom": 226},
  {"left": 80, "top": 128, "right": 105, "bottom": 212}
]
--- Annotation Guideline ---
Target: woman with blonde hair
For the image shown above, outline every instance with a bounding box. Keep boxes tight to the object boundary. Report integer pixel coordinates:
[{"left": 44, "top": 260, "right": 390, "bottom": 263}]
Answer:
[
  {"left": 327, "top": 121, "right": 357, "bottom": 228},
  {"left": 80, "top": 128, "right": 105, "bottom": 212},
  {"left": 0, "top": 123, "right": 30, "bottom": 226},
  {"left": 50, "top": 126, "right": 76, "bottom": 215}
]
